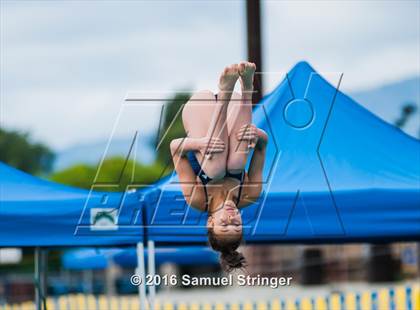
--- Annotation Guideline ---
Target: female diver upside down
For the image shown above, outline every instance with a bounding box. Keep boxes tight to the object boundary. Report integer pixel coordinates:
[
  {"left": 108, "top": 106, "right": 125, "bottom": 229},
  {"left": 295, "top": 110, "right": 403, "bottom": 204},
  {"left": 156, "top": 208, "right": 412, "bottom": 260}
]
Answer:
[{"left": 170, "top": 62, "right": 268, "bottom": 272}]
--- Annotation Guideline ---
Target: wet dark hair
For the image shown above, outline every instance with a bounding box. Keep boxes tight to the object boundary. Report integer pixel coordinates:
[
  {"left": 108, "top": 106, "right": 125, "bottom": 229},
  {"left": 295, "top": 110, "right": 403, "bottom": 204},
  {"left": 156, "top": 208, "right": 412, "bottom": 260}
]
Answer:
[{"left": 207, "top": 227, "right": 247, "bottom": 272}]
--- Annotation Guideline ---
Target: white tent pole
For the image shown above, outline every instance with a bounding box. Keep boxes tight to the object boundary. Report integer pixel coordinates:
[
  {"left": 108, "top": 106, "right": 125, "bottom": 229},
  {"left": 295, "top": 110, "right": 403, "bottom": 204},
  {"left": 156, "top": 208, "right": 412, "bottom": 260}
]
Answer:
[
  {"left": 136, "top": 242, "right": 147, "bottom": 309},
  {"left": 147, "top": 240, "right": 156, "bottom": 309}
]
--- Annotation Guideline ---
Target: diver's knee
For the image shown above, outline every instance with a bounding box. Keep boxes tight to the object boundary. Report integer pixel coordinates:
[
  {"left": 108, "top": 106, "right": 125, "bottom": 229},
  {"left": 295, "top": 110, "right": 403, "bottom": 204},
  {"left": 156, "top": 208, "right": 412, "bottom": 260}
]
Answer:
[
  {"left": 227, "top": 155, "right": 247, "bottom": 173},
  {"left": 204, "top": 162, "right": 226, "bottom": 180}
]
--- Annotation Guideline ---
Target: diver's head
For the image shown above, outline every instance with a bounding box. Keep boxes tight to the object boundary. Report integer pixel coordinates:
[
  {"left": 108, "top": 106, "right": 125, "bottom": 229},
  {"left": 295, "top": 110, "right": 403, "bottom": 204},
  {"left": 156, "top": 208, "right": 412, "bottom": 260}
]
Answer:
[{"left": 207, "top": 199, "right": 246, "bottom": 272}]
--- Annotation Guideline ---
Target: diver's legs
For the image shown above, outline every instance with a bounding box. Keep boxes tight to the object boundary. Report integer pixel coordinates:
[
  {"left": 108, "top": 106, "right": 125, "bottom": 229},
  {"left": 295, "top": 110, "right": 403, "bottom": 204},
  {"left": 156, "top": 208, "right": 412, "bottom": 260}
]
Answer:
[
  {"left": 182, "top": 64, "right": 239, "bottom": 179},
  {"left": 226, "top": 61, "right": 255, "bottom": 173}
]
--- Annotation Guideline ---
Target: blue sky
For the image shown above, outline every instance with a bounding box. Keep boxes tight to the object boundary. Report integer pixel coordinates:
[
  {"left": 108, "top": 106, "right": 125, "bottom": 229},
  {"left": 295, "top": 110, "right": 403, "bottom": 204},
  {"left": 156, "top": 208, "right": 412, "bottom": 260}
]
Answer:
[{"left": 1, "top": 0, "right": 419, "bottom": 150}]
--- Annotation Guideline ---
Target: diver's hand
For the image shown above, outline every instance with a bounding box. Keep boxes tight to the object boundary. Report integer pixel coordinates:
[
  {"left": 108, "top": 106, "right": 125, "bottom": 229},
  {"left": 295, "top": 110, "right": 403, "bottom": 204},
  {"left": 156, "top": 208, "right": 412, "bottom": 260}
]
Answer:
[
  {"left": 236, "top": 124, "right": 258, "bottom": 148},
  {"left": 197, "top": 136, "right": 225, "bottom": 157}
]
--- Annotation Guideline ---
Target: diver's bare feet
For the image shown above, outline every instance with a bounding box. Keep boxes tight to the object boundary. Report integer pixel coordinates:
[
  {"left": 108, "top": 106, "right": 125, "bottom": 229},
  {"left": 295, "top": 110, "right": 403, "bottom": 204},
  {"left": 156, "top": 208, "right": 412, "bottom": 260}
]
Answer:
[
  {"left": 218, "top": 64, "right": 239, "bottom": 93},
  {"left": 238, "top": 61, "right": 256, "bottom": 91}
]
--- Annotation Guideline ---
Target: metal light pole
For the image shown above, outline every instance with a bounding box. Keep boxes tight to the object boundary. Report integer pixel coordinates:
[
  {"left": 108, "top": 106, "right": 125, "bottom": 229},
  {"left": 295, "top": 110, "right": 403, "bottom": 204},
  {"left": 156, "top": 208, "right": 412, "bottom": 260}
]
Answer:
[{"left": 246, "top": 0, "right": 263, "bottom": 103}]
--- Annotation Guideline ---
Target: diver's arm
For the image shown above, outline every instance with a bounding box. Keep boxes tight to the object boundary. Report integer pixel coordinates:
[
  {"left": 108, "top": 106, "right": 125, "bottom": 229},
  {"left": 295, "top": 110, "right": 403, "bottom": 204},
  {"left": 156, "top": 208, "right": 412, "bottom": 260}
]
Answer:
[
  {"left": 170, "top": 137, "right": 225, "bottom": 157},
  {"left": 240, "top": 129, "right": 268, "bottom": 205},
  {"left": 248, "top": 128, "right": 268, "bottom": 181},
  {"left": 170, "top": 137, "right": 200, "bottom": 157},
  {"left": 170, "top": 138, "right": 207, "bottom": 210}
]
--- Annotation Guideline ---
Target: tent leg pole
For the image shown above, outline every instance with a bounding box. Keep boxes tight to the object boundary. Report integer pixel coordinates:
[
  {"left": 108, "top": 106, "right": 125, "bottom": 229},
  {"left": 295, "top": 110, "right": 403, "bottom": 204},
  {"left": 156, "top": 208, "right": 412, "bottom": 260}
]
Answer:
[
  {"left": 34, "top": 247, "right": 42, "bottom": 310},
  {"left": 35, "top": 248, "right": 47, "bottom": 310},
  {"left": 147, "top": 240, "right": 156, "bottom": 310},
  {"left": 136, "top": 242, "right": 147, "bottom": 310},
  {"left": 41, "top": 249, "right": 48, "bottom": 310}
]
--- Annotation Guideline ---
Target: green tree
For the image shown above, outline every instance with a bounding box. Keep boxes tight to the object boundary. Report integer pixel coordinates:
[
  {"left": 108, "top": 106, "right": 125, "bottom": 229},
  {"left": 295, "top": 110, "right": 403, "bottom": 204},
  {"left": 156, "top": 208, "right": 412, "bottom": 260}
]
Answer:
[
  {"left": 155, "top": 92, "right": 190, "bottom": 167},
  {"left": 0, "top": 127, "right": 54, "bottom": 174},
  {"left": 50, "top": 156, "right": 165, "bottom": 191},
  {"left": 49, "top": 164, "right": 96, "bottom": 189}
]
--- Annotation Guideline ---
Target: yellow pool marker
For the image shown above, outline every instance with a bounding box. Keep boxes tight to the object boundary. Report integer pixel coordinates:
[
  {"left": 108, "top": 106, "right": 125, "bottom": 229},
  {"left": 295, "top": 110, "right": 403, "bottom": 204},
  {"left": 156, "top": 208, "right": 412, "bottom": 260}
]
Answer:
[
  {"left": 230, "top": 302, "right": 240, "bottom": 310},
  {"left": 257, "top": 300, "right": 267, "bottom": 310},
  {"left": 98, "top": 294, "right": 109, "bottom": 310},
  {"left": 270, "top": 299, "right": 281, "bottom": 310},
  {"left": 204, "top": 303, "right": 213, "bottom": 310},
  {"left": 285, "top": 299, "right": 297, "bottom": 310},
  {"left": 130, "top": 298, "right": 139, "bottom": 310},
  {"left": 244, "top": 301, "right": 253, "bottom": 310},
  {"left": 177, "top": 302, "right": 188, "bottom": 310},
  {"left": 344, "top": 292, "right": 357, "bottom": 310},
  {"left": 76, "top": 293, "right": 86, "bottom": 310},
  {"left": 360, "top": 291, "right": 371, "bottom": 310},
  {"left": 110, "top": 296, "right": 119, "bottom": 310},
  {"left": 46, "top": 297, "right": 55, "bottom": 310},
  {"left": 315, "top": 297, "right": 327, "bottom": 310},
  {"left": 202, "top": 302, "right": 212, "bottom": 310},
  {"left": 153, "top": 300, "right": 161, "bottom": 310},
  {"left": 412, "top": 285, "right": 420, "bottom": 310},
  {"left": 215, "top": 302, "right": 225, "bottom": 310},
  {"left": 395, "top": 286, "right": 407, "bottom": 310},
  {"left": 120, "top": 297, "right": 129, "bottom": 310},
  {"left": 329, "top": 293, "right": 341, "bottom": 310},
  {"left": 86, "top": 295, "right": 97, "bottom": 310},
  {"left": 66, "top": 294, "right": 74, "bottom": 310},
  {"left": 163, "top": 302, "right": 173, "bottom": 310},
  {"left": 20, "top": 302, "right": 35, "bottom": 310},
  {"left": 300, "top": 297, "right": 312, "bottom": 310},
  {"left": 190, "top": 303, "right": 200, "bottom": 310},
  {"left": 377, "top": 288, "right": 390, "bottom": 310},
  {"left": 58, "top": 295, "right": 68, "bottom": 310}
]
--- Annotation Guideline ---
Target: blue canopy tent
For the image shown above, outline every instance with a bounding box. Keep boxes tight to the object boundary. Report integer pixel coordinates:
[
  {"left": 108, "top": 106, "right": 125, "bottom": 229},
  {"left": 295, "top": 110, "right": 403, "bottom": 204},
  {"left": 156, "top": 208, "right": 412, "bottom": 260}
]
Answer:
[
  {"left": 0, "top": 162, "right": 145, "bottom": 308},
  {"left": 0, "top": 162, "right": 144, "bottom": 247},
  {"left": 61, "top": 246, "right": 218, "bottom": 270},
  {"left": 142, "top": 61, "right": 420, "bottom": 244},
  {"left": 61, "top": 248, "right": 124, "bottom": 270},
  {"left": 115, "top": 246, "right": 218, "bottom": 267}
]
